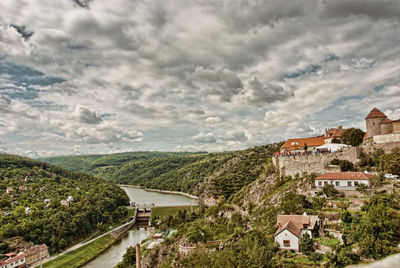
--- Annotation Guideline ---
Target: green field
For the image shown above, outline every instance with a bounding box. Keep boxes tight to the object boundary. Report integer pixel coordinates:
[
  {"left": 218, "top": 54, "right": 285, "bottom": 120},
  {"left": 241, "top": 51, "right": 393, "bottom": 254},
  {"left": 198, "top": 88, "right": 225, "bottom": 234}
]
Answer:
[
  {"left": 127, "top": 208, "right": 136, "bottom": 217},
  {"left": 152, "top": 206, "right": 195, "bottom": 219},
  {"left": 43, "top": 234, "right": 115, "bottom": 268}
]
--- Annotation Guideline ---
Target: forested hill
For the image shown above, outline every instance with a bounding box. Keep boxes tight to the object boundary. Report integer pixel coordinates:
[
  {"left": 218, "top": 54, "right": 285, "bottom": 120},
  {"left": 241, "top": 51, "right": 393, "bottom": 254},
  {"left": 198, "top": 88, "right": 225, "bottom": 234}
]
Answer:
[
  {"left": 0, "top": 154, "right": 129, "bottom": 253},
  {"left": 40, "top": 145, "right": 277, "bottom": 198}
]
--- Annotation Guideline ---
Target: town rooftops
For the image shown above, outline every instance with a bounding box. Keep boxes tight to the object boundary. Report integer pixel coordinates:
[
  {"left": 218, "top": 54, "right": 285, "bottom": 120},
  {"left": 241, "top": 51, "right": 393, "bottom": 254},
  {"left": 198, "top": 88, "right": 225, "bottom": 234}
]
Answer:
[
  {"left": 365, "top": 108, "right": 387, "bottom": 119},
  {"left": 315, "top": 172, "right": 373, "bottom": 181},
  {"left": 276, "top": 214, "right": 319, "bottom": 237},
  {"left": 281, "top": 137, "right": 325, "bottom": 151}
]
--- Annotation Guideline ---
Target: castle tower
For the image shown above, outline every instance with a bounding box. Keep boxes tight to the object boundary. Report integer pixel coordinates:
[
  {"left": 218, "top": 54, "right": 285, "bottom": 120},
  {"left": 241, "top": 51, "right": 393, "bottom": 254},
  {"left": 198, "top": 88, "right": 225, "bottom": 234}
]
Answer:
[
  {"left": 380, "top": 118, "right": 393, "bottom": 135},
  {"left": 365, "top": 108, "right": 386, "bottom": 138}
]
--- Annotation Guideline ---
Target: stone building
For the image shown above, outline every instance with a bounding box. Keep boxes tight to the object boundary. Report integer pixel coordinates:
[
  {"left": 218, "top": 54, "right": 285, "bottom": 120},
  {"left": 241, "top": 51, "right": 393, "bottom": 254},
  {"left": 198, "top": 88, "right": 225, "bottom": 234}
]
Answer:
[{"left": 365, "top": 108, "right": 400, "bottom": 143}]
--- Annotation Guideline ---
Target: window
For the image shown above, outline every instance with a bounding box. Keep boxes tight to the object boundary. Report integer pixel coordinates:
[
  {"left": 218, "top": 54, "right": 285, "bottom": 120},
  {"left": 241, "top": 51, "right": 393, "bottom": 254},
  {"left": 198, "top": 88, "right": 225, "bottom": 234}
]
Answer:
[
  {"left": 347, "top": 181, "right": 352, "bottom": 187},
  {"left": 335, "top": 181, "right": 339, "bottom": 186},
  {"left": 324, "top": 181, "right": 328, "bottom": 186},
  {"left": 354, "top": 181, "right": 359, "bottom": 186},
  {"left": 318, "top": 181, "right": 322, "bottom": 186},
  {"left": 283, "top": 240, "right": 290, "bottom": 247}
]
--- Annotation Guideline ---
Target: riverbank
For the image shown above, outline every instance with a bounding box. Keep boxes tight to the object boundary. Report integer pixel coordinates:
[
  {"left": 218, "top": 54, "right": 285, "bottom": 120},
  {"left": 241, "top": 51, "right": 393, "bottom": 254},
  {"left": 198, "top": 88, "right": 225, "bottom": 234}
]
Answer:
[
  {"left": 38, "top": 219, "right": 135, "bottom": 268},
  {"left": 119, "top": 184, "right": 199, "bottom": 200}
]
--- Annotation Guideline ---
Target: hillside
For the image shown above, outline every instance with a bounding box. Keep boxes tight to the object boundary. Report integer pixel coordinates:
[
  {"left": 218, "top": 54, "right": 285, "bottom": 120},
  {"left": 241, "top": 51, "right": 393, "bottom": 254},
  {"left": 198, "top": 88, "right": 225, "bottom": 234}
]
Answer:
[
  {"left": 0, "top": 154, "right": 129, "bottom": 254},
  {"left": 40, "top": 145, "right": 276, "bottom": 198}
]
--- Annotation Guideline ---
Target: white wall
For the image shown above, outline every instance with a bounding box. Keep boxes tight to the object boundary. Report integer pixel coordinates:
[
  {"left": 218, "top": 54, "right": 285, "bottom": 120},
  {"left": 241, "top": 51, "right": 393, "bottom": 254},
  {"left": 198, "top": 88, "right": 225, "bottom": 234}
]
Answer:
[
  {"left": 315, "top": 179, "right": 369, "bottom": 189},
  {"left": 275, "top": 229, "right": 299, "bottom": 251}
]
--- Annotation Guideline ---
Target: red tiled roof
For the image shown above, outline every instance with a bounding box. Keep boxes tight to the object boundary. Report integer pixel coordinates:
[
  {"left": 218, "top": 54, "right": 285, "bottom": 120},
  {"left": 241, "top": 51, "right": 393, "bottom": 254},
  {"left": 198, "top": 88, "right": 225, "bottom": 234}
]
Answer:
[
  {"left": 276, "top": 215, "right": 319, "bottom": 233},
  {"left": 315, "top": 172, "right": 373, "bottom": 181},
  {"left": 324, "top": 127, "right": 346, "bottom": 139},
  {"left": 281, "top": 137, "right": 325, "bottom": 151},
  {"left": 365, "top": 108, "right": 386, "bottom": 119},
  {"left": 275, "top": 220, "right": 301, "bottom": 237},
  {"left": 381, "top": 117, "right": 392, "bottom": 124}
]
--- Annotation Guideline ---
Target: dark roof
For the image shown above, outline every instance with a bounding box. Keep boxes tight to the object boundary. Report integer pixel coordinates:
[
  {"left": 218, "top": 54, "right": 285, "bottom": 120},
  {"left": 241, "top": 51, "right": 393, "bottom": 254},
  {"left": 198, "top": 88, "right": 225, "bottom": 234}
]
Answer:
[
  {"left": 365, "top": 108, "right": 386, "bottom": 119},
  {"left": 315, "top": 172, "right": 373, "bottom": 180}
]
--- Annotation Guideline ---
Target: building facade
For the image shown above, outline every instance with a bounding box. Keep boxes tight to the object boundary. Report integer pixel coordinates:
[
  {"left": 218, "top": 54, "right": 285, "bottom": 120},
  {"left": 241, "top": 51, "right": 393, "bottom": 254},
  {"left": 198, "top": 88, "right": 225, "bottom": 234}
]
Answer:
[
  {"left": 315, "top": 172, "right": 372, "bottom": 190},
  {"left": 281, "top": 137, "right": 326, "bottom": 153},
  {"left": 324, "top": 126, "right": 346, "bottom": 143}
]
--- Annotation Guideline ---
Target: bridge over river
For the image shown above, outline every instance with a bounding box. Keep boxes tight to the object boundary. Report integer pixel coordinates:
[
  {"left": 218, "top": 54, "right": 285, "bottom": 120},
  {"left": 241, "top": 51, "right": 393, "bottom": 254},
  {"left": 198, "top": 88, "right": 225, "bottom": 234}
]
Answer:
[{"left": 82, "top": 186, "right": 197, "bottom": 268}]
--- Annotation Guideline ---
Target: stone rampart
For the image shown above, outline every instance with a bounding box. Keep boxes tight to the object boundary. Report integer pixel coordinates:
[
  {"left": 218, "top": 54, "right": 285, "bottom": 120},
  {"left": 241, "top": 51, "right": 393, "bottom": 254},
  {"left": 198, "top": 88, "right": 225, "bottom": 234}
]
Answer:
[
  {"left": 272, "top": 147, "right": 361, "bottom": 177},
  {"left": 273, "top": 142, "right": 400, "bottom": 177}
]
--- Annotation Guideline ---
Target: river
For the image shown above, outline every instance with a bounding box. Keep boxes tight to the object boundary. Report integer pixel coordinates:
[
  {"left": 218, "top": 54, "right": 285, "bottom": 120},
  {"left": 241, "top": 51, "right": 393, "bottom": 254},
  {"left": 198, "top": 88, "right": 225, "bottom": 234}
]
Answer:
[{"left": 82, "top": 186, "right": 197, "bottom": 268}]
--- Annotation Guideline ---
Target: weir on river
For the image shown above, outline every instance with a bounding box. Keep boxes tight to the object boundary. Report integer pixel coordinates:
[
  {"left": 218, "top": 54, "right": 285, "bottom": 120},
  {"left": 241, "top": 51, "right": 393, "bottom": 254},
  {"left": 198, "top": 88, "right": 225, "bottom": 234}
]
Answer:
[{"left": 82, "top": 186, "right": 197, "bottom": 268}]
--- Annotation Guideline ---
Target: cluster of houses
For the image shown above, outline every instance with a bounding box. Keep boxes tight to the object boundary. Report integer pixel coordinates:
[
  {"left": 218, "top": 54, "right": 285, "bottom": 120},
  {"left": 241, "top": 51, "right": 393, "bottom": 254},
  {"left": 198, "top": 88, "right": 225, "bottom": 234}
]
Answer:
[
  {"left": 0, "top": 244, "right": 48, "bottom": 268},
  {"left": 274, "top": 108, "right": 400, "bottom": 251}
]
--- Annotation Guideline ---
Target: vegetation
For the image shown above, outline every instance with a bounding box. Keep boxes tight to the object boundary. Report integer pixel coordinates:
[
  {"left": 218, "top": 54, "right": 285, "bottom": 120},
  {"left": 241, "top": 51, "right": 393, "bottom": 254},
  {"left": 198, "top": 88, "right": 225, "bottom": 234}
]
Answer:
[
  {"left": 360, "top": 148, "right": 400, "bottom": 175},
  {"left": 115, "top": 246, "right": 136, "bottom": 268},
  {"left": 331, "top": 159, "right": 355, "bottom": 171},
  {"left": 0, "top": 154, "right": 129, "bottom": 253},
  {"left": 41, "top": 145, "right": 276, "bottom": 199},
  {"left": 341, "top": 128, "right": 365, "bottom": 146},
  {"left": 299, "top": 233, "right": 314, "bottom": 255},
  {"left": 43, "top": 234, "right": 115, "bottom": 268}
]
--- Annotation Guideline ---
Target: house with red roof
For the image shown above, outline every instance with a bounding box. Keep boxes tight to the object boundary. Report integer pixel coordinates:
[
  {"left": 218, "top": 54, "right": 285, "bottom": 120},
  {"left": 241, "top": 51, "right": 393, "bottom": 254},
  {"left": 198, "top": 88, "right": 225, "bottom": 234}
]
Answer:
[
  {"left": 280, "top": 136, "right": 326, "bottom": 153},
  {"left": 274, "top": 213, "right": 321, "bottom": 251},
  {"left": 324, "top": 126, "right": 346, "bottom": 144},
  {"left": 315, "top": 172, "right": 372, "bottom": 190},
  {"left": 0, "top": 252, "right": 26, "bottom": 268}
]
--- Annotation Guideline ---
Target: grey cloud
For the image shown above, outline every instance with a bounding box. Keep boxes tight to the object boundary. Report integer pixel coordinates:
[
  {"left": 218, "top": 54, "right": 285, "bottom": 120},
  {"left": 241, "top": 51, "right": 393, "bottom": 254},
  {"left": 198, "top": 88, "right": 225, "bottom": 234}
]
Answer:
[
  {"left": 321, "top": 0, "right": 400, "bottom": 21},
  {"left": 74, "top": 104, "right": 103, "bottom": 124},
  {"left": 192, "top": 132, "right": 217, "bottom": 144},
  {"left": 72, "top": 0, "right": 92, "bottom": 8},
  {"left": 193, "top": 67, "right": 243, "bottom": 102},
  {"left": 10, "top": 24, "right": 34, "bottom": 40},
  {"left": 246, "top": 77, "right": 294, "bottom": 105}
]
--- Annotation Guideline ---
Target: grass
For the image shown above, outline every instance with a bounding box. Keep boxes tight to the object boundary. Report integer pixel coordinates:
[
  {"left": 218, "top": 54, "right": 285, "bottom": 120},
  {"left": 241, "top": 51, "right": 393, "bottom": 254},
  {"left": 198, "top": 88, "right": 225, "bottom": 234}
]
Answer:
[
  {"left": 280, "top": 253, "right": 328, "bottom": 266},
  {"left": 127, "top": 208, "right": 136, "bottom": 217},
  {"left": 43, "top": 234, "right": 115, "bottom": 268},
  {"left": 151, "top": 205, "right": 195, "bottom": 219},
  {"left": 314, "top": 237, "right": 341, "bottom": 248}
]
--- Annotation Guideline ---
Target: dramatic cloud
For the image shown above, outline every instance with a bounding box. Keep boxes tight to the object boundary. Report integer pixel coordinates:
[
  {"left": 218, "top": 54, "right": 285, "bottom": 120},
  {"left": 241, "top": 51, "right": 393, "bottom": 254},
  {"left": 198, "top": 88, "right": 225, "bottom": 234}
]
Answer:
[{"left": 0, "top": 0, "right": 399, "bottom": 156}]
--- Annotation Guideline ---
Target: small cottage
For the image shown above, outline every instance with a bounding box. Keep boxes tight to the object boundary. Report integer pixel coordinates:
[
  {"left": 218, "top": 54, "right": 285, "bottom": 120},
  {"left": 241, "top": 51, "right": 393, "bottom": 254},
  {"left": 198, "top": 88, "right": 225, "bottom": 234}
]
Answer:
[
  {"left": 315, "top": 172, "right": 372, "bottom": 190},
  {"left": 274, "top": 213, "right": 321, "bottom": 251}
]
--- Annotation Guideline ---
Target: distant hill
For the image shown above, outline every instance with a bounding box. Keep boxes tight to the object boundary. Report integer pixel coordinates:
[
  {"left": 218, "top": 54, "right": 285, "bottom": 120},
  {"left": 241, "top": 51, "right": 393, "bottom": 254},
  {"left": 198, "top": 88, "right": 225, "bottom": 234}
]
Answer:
[
  {"left": 0, "top": 154, "right": 129, "bottom": 253},
  {"left": 40, "top": 146, "right": 277, "bottom": 198}
]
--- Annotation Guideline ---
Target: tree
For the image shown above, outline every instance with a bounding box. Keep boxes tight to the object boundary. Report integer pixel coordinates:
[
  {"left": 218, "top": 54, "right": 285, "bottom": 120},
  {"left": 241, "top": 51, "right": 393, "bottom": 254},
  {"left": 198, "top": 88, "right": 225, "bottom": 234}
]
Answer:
[
  {"left": 309, "top": 252, "right": 323, "bottom": 264},
  {"left": 280, "top": 191, "right": 311, "bottom": 214},
  {"left": 340, "top": 210, "right": 352, "bottom": 224},
  {"left": 341, "top": 128, "right": 365, "bottom": 146},
  {"left": 356, "top": 183, "right": 369, "bottom": 193},
  {"left": 312, "top": 196, "right": 327, "bottom": 210},
  {"left": 332, "top": 137, "right": 341, "bottom": 144},
  {"left": 116, "top": 246, "right": 136, "bottom": 268},
  {"left": 303, "top": 142, "right": 308, "bottom": 151},
  {"left": 299, "top": 233, "right": 314, "bottom": 255},
  {"left": 322, "top": 184, "right": 338, "bottom": 198}
]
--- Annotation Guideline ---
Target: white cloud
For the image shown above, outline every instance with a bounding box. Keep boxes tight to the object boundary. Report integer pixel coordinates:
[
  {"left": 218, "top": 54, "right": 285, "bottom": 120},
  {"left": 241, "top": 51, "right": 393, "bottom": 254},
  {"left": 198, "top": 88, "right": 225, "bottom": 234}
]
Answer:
[{"left": 0, "top": 0, "right": 399, "bottom": 156}]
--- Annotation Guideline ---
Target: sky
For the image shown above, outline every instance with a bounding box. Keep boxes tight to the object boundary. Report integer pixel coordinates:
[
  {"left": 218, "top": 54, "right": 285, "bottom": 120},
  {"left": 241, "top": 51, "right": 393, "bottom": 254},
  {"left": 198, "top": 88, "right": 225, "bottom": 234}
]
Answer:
[{"left": 1, "top": 0, "right": 400, "bottom": 157}]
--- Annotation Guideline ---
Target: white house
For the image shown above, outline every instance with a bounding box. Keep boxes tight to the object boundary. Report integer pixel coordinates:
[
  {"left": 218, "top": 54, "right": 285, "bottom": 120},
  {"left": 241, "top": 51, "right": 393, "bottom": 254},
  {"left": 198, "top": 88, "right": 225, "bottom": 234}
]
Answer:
[
  {"left": 315, "top": 172, "right": 372, "bottom": 190},
  {"left": 274, "top": 213, "right": 321, "bottom": 251}
]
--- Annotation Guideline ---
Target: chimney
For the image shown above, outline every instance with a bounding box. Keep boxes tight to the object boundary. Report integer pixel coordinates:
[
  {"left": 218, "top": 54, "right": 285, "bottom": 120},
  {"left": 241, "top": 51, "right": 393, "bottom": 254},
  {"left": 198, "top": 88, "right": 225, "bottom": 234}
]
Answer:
[
  {"left": 136, "top": 243, "right": 141, "bottom": 268},
  {"left": 278, "top": 223, "right": 281, "bottom": 229}
]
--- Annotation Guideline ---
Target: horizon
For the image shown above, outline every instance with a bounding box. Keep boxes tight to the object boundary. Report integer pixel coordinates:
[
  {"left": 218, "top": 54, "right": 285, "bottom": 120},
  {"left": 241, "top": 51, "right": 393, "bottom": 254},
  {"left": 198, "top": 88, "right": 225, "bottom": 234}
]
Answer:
[{"left": 1, "top": 1, "right": 400, "bottom": 157}]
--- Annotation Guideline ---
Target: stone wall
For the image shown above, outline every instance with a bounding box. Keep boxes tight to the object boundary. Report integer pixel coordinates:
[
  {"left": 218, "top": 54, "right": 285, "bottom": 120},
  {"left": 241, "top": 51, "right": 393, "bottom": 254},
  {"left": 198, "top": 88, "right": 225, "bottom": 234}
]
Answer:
[
  {"left": 273, "top": 142, "right": 400, "bottom": 177},
  {"left": 372, "top": 134, "right": 400, "bottom": 144}
]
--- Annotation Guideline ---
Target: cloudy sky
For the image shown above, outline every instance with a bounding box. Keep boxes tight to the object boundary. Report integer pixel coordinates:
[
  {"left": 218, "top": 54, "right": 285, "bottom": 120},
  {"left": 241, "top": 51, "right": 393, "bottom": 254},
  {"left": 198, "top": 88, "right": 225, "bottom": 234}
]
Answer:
[{"left": 1, "top": 0, "right": 400, "bottom": 157}]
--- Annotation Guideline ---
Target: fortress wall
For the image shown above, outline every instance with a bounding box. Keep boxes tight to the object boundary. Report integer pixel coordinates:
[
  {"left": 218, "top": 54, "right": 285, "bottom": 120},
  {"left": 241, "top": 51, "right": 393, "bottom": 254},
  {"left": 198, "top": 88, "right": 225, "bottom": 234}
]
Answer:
[
  {"left": 273, "top": 143, "right": 400, "bottom": 178},
  {"left": 273, "top": 147, "right": 361, "bottom": 177}
]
